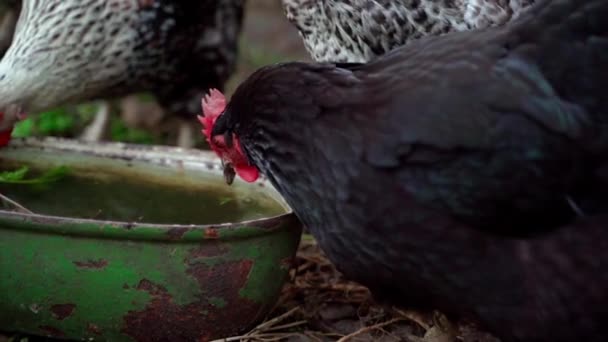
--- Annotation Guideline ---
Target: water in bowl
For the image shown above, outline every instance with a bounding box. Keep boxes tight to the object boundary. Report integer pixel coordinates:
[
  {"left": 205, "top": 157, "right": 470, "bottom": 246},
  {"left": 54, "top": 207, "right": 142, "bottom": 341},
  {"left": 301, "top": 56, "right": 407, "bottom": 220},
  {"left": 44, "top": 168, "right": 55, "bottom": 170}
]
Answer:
[{"left": 0, "top": 163, "right": 285, "bottom": 225}]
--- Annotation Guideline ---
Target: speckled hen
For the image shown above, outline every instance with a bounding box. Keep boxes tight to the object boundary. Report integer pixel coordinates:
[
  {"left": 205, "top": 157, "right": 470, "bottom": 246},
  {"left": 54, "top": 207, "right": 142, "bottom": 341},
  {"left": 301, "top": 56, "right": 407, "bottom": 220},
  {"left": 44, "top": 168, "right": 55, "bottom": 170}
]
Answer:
[
  {"left": 0, "top": 0, "right": 244, "bottom": 146},
  {"left": 201, "top": 0, "right": 608, "bottom": 340},
  {"left": 282, "top": 0, "right": 535, "bottom": 62}
]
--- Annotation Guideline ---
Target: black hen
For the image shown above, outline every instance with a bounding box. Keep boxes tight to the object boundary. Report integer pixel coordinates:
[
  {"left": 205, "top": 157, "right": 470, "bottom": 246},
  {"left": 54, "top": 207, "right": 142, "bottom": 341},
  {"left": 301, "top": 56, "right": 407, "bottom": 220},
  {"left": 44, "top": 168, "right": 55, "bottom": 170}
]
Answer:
[{"left": 204, "top": 0, "right": 608, "bottom": 340}]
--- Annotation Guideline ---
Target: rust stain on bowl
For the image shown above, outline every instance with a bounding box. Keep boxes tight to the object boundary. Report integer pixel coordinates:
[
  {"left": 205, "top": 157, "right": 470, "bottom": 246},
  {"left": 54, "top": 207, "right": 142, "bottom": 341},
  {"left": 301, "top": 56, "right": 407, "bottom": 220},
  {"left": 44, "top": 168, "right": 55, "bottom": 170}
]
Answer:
[
  {"left": 50, "top": 304, "right": 76, "bottom": 320},
  {"left": 39, "top": 325, "right": 65, "bottom": 338},
  {"left": 122, "top": 259, "right": 261, "bottom": 342},
  {"left": 204, "top": 228, "right": 219, "bottom": 239},
  {"left": 87, "top": 323, "right": 102, "bottom": 335},
  {"left": 188, "top": 243, "right": 229, "bottom": 258},
  {"left": 73, "top": 259, "right": 109, "bottom": 269},
  {"left": 166, "top": 227, "right": 192, "bottom": 240}
]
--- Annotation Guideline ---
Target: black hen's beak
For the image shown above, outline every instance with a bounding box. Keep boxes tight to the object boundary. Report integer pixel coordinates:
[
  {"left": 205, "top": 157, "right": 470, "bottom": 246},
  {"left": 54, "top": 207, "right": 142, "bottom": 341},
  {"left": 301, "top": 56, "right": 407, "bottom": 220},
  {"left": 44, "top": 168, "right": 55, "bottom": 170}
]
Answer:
[
  {"left": 222, "top": 161, "right": 236, "bottom": 185},
  {"left": 210, "top": 112, "right": 236, "bottom": 185}
]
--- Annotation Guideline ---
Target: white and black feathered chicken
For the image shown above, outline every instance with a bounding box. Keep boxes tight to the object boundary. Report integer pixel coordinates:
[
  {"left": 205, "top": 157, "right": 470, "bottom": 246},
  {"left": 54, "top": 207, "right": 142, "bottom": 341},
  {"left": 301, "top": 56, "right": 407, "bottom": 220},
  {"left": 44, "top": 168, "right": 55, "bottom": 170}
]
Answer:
[
  {"left": 0, "top": 0, "right": 244, "bottom": 147},
  {"left": 282, "top": 0, "right": 535, "bottom": 62}
]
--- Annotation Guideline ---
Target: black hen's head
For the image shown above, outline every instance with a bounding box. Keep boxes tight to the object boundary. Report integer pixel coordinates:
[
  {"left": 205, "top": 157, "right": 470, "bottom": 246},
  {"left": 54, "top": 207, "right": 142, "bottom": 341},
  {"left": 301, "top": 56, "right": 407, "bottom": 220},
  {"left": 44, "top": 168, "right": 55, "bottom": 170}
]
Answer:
[{"left": 203, "top": 62, "right": 363, "bottom": 184}]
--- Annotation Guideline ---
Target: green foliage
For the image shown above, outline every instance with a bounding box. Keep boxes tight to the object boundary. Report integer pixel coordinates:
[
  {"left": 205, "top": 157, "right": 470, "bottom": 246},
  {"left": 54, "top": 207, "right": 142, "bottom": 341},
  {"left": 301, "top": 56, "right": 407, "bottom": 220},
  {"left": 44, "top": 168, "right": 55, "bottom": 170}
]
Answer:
[
  {"left": 110, "top": 118, "right": 157, "bottom": 145},
  {"left": 10, "top": 118, "right": 34, "bottom": 138},
  {"left": 11, "top": 109, "right": 75, "bottom": 138},
  {"left": 0, "top": 166, "right": 70, "bottom": 185},
  {"left": 74, "top": 103, "right": 101, "bottom": 119},
  {"left": 37, "top": 109, "right": 75, "bottom": 135},
  {"left": 241, "top": 40, "right": 287, "bottom": 68},
  {"left": 137, "top": 92, "right": 157, "bottom": 103},
  {"left": 11, "top": 103, "right": 162, "bottom": 145}
]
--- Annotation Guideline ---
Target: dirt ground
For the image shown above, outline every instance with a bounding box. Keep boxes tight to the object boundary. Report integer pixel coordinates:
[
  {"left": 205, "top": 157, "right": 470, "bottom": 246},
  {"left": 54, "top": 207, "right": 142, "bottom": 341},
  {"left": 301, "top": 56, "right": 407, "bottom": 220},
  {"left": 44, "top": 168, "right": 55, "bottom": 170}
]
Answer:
[{"left": 210, "top": 238, "right": 499, "bottom": 342}]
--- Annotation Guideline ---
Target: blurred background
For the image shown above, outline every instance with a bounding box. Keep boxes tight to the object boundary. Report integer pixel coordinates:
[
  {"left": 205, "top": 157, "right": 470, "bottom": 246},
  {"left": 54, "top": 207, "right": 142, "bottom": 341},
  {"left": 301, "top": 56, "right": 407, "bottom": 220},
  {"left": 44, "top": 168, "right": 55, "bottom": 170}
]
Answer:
[{"left": 0, "top": 0, "right": 309, "bottom": 148}]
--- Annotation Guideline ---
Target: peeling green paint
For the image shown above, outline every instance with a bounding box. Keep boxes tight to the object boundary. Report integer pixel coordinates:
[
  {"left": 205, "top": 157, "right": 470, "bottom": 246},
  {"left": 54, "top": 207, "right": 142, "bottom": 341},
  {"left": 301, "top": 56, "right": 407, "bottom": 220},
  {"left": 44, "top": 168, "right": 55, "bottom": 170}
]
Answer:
[
  {"left": 0, "top": 214, "right": 302, "bottom": 341},
  {"left": 0, "top": 138, "right": 302, "bottom": 341}
]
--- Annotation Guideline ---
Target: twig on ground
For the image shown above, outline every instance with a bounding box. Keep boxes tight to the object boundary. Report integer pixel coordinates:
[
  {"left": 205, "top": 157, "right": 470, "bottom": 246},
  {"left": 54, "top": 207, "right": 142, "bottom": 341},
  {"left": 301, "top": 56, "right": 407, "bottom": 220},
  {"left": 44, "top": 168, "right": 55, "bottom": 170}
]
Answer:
[
  {"left": 336, "top": 317, "right": 406, "bottom": 342},
  {"left": 250, "top": 307, "right": 300, "bottom": 333},
  {"left": 264, "top": 320, "right": 308, "bottom": 332},
  {"left": 210, "top": 307, "right": 301, "bottom": 342},
  {"left": 393, "top": 308, "right": 431, "bottom": 330}
]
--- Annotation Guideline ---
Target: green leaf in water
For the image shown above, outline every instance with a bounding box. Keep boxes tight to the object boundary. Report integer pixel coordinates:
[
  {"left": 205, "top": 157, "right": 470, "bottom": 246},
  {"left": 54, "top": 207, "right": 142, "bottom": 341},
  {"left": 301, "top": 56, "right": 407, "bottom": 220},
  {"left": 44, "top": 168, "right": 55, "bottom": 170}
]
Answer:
[
  {"left": 34, "top": 166, "right": 71, "bottom": 184},
  {"left": 0, "top": 166, "right": 29, "bottom": 182},
  {"left": 219, "top": 197, "right": 233, "bottom": 206},
  {"left": 0, "top": 166, "right": 70, "bottom": 184}
]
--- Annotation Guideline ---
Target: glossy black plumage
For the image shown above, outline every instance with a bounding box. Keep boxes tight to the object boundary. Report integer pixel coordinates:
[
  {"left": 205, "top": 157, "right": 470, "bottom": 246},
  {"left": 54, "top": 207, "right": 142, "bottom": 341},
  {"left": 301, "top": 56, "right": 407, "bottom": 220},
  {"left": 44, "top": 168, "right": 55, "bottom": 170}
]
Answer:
[{"left": 213, "top": 0, "right": 608, "bottom": 340}]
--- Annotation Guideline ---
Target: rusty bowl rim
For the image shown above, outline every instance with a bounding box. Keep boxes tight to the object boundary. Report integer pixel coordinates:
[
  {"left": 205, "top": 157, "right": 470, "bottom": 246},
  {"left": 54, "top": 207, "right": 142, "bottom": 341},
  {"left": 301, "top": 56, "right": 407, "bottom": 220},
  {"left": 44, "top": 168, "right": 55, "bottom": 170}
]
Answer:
[{"left": 0, "top": 137, "right": 299, "bottom": 242}]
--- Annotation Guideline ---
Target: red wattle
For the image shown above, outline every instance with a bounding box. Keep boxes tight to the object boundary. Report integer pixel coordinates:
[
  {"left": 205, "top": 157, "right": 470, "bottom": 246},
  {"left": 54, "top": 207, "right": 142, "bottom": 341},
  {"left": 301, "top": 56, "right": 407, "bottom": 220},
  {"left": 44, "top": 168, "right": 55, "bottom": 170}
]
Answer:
[{"left": 235, "top": 164, "right": 259, "bottom": 182}]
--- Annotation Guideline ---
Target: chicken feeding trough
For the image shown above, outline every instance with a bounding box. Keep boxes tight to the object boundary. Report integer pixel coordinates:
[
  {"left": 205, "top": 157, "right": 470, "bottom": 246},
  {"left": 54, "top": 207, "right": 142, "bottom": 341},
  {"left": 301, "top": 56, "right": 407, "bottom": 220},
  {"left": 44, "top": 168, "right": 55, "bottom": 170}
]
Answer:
[{"left": 0, "top": 137, "right": 302, "bottom": 341}]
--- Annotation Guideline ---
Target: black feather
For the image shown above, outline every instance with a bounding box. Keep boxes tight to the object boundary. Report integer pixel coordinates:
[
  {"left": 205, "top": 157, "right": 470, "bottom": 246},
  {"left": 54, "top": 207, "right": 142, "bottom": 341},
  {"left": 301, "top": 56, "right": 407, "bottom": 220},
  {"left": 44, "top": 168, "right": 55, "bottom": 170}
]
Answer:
[{"left": 220, "top": 0, "right": 608, "bottom": 341}]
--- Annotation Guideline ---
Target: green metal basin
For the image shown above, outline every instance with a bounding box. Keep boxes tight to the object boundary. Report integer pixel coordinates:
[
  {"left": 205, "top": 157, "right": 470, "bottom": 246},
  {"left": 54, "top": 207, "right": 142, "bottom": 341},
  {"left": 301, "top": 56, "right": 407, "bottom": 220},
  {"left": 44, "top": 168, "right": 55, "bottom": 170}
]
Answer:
[{"left": 0, "top": 138, "right": 302, "bottom": 341}]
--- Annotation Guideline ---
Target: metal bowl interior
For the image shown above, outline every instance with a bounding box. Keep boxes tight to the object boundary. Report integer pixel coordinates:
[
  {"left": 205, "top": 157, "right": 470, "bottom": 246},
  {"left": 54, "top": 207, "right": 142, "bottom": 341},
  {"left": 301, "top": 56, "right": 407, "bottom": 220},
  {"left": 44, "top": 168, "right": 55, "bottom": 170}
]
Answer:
[
  {"left": 0, "top": 137, "right": 295, "bottom": 228},
  {"left": 0, "top": 137, "right": 302, "bottom": 341}
]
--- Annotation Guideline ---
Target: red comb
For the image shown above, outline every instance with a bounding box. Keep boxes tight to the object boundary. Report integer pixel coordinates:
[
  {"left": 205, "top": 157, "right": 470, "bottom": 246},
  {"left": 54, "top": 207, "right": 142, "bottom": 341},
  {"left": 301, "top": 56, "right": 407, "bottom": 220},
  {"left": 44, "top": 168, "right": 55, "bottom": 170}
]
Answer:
[
  {"left": 197, "top": 89, "right": 260, "bottom": 184},
  {"left": 198, "top": 88, "right": 226, "bottom": 144},
  {"left": 202, "top": 88, "right": 226, "bottom": 117}
]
